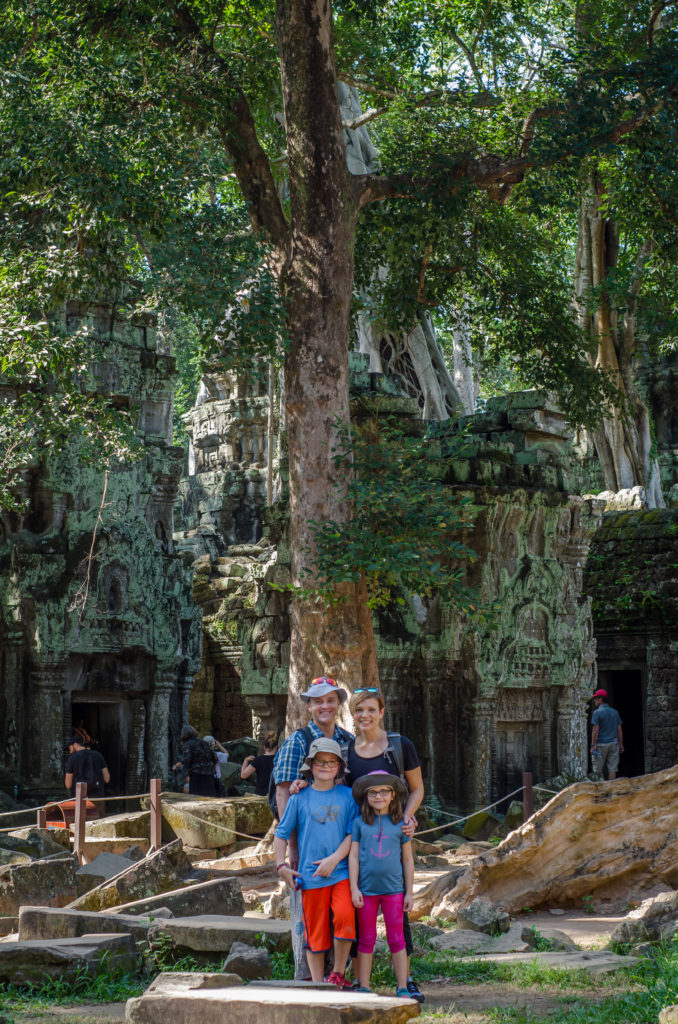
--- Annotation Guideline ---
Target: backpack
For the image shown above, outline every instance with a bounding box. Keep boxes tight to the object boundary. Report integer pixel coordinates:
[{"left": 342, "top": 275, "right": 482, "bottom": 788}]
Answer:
[
  {"left": 268, "top": 725, "right": 353, "bottom": 820},
  {"left": 77, "top": 751, "right": 105, "bottom": 794}
]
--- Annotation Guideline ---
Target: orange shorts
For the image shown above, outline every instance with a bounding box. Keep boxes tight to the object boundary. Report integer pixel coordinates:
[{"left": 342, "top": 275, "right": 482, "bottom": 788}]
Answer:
[{"left": 301, "top": 877, "right": 355, "bottom": 953}]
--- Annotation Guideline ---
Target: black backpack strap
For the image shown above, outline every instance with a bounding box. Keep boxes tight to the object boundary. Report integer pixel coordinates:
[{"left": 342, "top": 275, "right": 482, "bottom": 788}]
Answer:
[{"left": 386, "top": 732, "right": 406, "bottom": 783}]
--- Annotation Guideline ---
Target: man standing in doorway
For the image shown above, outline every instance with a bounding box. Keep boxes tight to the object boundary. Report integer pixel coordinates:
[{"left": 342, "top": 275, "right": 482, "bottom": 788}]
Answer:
[
  {"left": 590, "top": 689, "right": 624, "bottom": 780},
  {"left": 273, "top": 678, "right": 353, "bottom": 980},
  {"left": 65, "top": 737, "right": 110, "bottom": 796}
]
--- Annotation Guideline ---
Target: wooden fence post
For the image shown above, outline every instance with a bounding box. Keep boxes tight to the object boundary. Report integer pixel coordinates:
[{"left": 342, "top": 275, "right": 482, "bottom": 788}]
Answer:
[
  {"left": 522, "top": 772, "right": 533, "bottom": 821},
  {"left": 36, "top": 807, "right": 47, "bottom": 829},
  {"left": 73, "top": 782, "right": 87, "bottom": 865},
  {"left": 149, "top": 778, "right": 162, "bottom": 852}
]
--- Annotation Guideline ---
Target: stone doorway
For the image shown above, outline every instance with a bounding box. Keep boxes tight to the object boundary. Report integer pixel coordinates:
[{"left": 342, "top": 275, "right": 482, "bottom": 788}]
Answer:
[
  {"left": 70, "top": 698, "right": 128, "bottom": 795},
  {"left": 596, "top": 669, "right": 645, "bottom": 777}
]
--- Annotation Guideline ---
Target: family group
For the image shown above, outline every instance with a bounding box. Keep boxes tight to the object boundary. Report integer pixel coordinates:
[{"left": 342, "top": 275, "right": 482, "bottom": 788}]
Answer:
[{"left": 272, "top": 677, "right": 425, "bottom": 1001}]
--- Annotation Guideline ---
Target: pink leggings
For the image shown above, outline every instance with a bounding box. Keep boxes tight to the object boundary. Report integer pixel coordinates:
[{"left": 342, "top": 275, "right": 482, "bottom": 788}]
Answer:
[{"left": 356, "top": 892, "right": 405, "bottom": 954}]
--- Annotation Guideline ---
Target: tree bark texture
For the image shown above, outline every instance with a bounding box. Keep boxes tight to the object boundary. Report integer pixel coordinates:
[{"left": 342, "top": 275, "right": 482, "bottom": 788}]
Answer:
[
  {"left": 276, "top": 0, "right": 379, "bottom": 729},
  {"left": 574, "top": 172, "right": 663, "bottom": 507}
]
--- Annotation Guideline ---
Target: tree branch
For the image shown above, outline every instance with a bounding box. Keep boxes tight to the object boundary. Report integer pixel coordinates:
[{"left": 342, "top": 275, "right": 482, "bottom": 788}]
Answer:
[{"left": 171, "top": 3, "right": 289, "bottom": 249}]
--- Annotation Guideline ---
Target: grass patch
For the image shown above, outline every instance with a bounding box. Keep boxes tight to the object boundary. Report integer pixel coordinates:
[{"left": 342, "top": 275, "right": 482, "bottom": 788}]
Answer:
[{"left": 0, "top": 966, "right": 146, "bottom": 1011}]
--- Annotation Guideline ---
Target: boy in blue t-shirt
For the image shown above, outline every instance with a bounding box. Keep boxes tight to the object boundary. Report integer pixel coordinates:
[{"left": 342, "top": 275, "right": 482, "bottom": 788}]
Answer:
[{"left": 274, "top": 737, "right": 358, "bottom": 987}]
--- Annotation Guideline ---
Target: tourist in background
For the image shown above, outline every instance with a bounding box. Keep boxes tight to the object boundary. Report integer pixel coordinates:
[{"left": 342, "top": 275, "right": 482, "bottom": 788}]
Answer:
[
  {"left": 203, "top": 734, "right": 229, "bottom": 796},
  {"left": 64, "top": 736, "right": 110, "bottom": 797},
  {"left": 173, "top": 725, "right": 216, "bottom": 796},
  {"left": 590, "top": 689, "right": 624, "bottom": 780},
  {"left": 241, "top": 731, "right": 278, "bottom": 795}
]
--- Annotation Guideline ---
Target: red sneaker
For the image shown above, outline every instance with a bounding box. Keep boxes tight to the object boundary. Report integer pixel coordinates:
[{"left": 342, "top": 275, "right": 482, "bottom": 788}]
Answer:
[{"left": 325, "top": 971, "right": 351, "bottom": 989}]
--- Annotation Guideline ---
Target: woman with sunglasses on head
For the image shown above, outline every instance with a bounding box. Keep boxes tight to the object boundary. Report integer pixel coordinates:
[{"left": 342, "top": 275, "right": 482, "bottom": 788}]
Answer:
[{"left": 345, "top": 687, "right": 425, "bottom": 1001}]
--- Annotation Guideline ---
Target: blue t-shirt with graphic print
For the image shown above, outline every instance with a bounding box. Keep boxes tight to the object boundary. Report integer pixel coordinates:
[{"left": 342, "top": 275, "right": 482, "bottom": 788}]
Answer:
[
  {"left": 352, "top": 814, "right": 411, "bottom": 896},
  {"left": 275, "top": 784, "right": 358, "bottom": 890}
]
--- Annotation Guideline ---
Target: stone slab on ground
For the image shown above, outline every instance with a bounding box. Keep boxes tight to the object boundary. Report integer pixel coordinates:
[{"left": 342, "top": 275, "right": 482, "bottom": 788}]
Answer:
[
  {"left": 83, "top": 838, "right": 151, "bottom": 859},
  {"left": 148, "top": 915, "right": 291, "bottom": 955},
  {"left": 19, "top": 905, "right": 159, "bottom": 942},
  {"left": 0, "top": 932, "right": 136, "bottom": 985},
  {"left": 126, "top": 986, "right": 419, "bottom": 1024},
  {"left": 431, "top": 921, "right": 531, "bottom": 954},
  {"left": 105, "top": 875, "right": 244, "bottom": 918},
  {"left": 473, "top": 950, "right": 640, "bottom": 974},
  {"left": 86, "top": 811, "right": 151, "bottom": 840}
]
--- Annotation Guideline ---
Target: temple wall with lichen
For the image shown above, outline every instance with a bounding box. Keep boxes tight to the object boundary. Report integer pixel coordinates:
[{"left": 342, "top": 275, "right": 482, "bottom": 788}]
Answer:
[
  {"left": 0, "top": 305, "right": 201, "bottom": 798},
  {"left": 178, "top": 363, "right": 603, "bottom": 810}
]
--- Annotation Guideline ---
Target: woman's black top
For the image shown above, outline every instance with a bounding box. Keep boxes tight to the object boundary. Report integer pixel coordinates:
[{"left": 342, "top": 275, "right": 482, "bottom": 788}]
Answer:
[{"left": 345, "top": 734, "right": 420, "bottom": 787}]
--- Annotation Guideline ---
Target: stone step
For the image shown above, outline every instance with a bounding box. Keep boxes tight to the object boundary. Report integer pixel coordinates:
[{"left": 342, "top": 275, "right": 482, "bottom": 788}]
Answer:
[
  {"left": 473, "top": 950, "right": 640, "bottom": 974},
  {"left": 126, "top": 984, "right": 419, "bottom": 1024},
  {"left": 148, "top": 915, "right": 291, "bottom": 955},
  {"left": 19, "top": 905, "right": 159, "bottom": 942},
  {"left": 0, "top": 932, "right": 136, "bottom": 986}
]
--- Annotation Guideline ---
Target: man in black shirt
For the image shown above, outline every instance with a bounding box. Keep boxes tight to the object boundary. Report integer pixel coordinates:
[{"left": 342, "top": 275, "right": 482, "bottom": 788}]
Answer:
[
  {"left": 241, "top": 731, "right": 279, "bottom": 795},
  {"left": 64, "top": 737, "right": 110, "bottom": 796}
]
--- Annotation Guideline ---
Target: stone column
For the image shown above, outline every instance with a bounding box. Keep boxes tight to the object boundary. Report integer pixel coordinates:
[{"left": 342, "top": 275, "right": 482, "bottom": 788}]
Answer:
[
  {"left": 147, "top": 669, "right": 175, "bottom": 785},
  {"left": 32, "top": 667, "right": 66, "bottom": 787},
  {"left": 126, "top": 700, "right": 147, "bottom": 794},
  {"left": 472, "top": 699, "right": 494, "bottom": 808},
  {"left": 556, "top": 692, "right": 586, "bottom": 777},
  {"left": 0, "top": 637, "right": 24, "bottom": 777}
]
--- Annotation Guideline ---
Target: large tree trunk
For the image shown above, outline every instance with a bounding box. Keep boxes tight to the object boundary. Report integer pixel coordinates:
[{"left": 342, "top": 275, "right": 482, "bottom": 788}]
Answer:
[
  {"left": 276, "top": 0, "right": 379, "bottom": 730},
  {"left": 574, "top": 173, "right": 664, "bottom": 507}
]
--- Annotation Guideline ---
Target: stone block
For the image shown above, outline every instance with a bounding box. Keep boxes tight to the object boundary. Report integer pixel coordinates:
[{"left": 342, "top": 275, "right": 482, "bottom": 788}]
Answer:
[
  {"left": 86, "top": 811, "right": 151, "bottom": 840},
  {"left": 228, "top": 796, "right": 273, "bottom": 838},
  {"left": 457, "top": 898, "right": 510, "bottom": 935},
  {"left": 126, "top": 985, "right": 420, "bottom": 1024},
  {"left": 223, "top": 941, "right": 272, "bottom": 979},
  {"left": 77, "top": 852, "right": 136, "bottom": 884},
  {"left": 2, "top": 829, "right": 69, "bottom": 859},
  {"left": 69, "top": 841, "right": 192, "bottom": 912},
  {"left": 148, "top": 915, "right": 291, "bottom": 956},
  {"left": 660, "top": 1007, "right": 678, "bottom": 1024},
  {"left": 431, "top": 921, "right": 529, "bottom": 954},
  {"left": 461, "top": 812, "right": 502, "bottom": 842},
  {"left": 82, "top": 838, "right": 151, "bottom": 859},
  {"left": 503, "top": 801, "right": 524, "bottom": 831},
  {"left": 0, "top": 854, "right": 77, "bottom": 915},
  {"left": 611, "top": 891, "right": 678, "bottom": 946},
  {"left": 0, "top": 932, "right": 136, "bottom": 986},
  {"left": 19, "top": 905, "right": 158, "bottom": 942},
  {"left": 159, "top": 798, "right": 237, "bottom": 851},
  {"left": 107, "top": 876, "right": 244, "bottom": 918}
]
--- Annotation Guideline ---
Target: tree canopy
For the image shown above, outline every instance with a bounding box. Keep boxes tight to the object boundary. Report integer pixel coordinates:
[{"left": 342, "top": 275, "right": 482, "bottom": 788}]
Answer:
[{"left": 2, "top": 0, "right": 677, "bottom": 712}]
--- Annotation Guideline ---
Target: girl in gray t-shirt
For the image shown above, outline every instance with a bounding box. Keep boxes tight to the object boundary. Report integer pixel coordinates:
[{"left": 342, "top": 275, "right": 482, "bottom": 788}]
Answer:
[{"left": 348, "top": 771, "right": 415, "bottom": 997}]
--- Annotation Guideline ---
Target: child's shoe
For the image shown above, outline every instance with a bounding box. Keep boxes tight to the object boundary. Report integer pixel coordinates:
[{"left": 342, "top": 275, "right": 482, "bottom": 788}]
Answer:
[
  {"left": 406, "top": 978, "right": 425, "bottom": 1002},
  {"left": 396, "top": 987, "right": 412, "bottom": 998},
  {"left": 325, "top": 970, "right": 351, "bottom": 989}
]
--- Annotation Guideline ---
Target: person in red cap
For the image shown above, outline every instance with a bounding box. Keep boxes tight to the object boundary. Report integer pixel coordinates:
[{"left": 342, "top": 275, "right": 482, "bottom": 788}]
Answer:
[{"left": 590, "top": 689, "right": 624, "bottom": 780}]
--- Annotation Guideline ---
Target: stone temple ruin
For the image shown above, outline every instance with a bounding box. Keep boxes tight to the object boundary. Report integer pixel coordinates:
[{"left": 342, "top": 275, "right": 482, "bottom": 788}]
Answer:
[
  {"left": 0, "top": 304, "right": 201, "bottom": 800},
  {"left": 2, "top": 300, "right": 677, "bottom": 810}
]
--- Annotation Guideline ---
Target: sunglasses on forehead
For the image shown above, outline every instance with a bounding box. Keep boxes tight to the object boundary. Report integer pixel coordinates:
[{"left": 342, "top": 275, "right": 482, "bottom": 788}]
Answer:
[
  {"left": 310, "top": 677, "right": 338, "bottom": 687},
  {"left": 354, "top": 687, "right": 380, "bottom": 694}
]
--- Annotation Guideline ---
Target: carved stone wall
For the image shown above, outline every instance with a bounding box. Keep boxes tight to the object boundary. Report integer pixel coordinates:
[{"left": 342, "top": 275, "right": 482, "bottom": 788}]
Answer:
[
  {"left": 179, "top": 371, "right": 601, "bottom": 809},
  {"left": 584, "top": 508, "right": 678, "bottom": 777},
  {"left": 0, "top": 305, "right": 201, "bottom": 798}
]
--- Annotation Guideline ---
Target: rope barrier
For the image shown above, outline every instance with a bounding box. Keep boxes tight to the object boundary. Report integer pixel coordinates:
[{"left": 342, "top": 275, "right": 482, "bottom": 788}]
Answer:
[
  {"left": 0, "top": 791, "right": 151, "bottom": 821},
  {"left": 413, "top": 785, "right": 526, "bottom": 838}
]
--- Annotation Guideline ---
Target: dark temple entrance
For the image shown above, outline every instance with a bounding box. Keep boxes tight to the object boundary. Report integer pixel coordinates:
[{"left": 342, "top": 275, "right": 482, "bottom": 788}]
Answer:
[
  {"left": 71, "top": 697, "right": 129, "bottom": 794},
  {"left": 596, "top": 669, "right": 645, "bottom": 777}
]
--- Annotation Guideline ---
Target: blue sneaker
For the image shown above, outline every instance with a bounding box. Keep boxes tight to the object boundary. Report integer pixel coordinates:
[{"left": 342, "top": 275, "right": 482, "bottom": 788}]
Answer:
[{"left": 406, "top": 978, "right": 425, "bottom": 1002}]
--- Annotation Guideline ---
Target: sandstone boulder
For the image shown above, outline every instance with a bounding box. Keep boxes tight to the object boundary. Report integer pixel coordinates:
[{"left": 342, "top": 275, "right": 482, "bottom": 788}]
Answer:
[
  {"left": 262, "top": 886, "right": 289, "bottom": 920},
  {"left": 457, "top": 898, "right": 510, "bottom": 935},
  {"left": 435, "top": 766, "right": 678, "bottom": 918},
  {"left": 1, "top": 829, "right": 68, "bottom": 859},
  {"left": 610, "top": 891, "right": 678, "bottom": 946},
  {"left": 158, "top": 799, "right": 236, "bottom": 851},
  {"left": 659, "top": 1007, "right": 678, "bottom": 1024},
  {"left": 431, "top": 921, "right": 531, "bottom": 954},
  {"left": 0, "top": 854, "right": 77, "bottom": 914},
  {"left": 69, "top": 840, "right": 193, "bottom": 912},
  {"left": 223, "top": 941, "right": 272, "bottom": 979}
]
